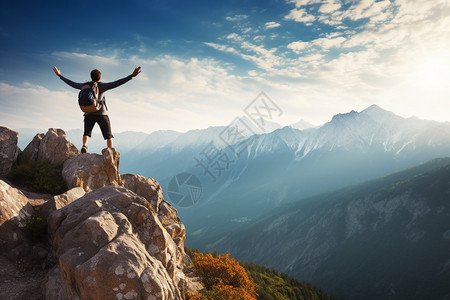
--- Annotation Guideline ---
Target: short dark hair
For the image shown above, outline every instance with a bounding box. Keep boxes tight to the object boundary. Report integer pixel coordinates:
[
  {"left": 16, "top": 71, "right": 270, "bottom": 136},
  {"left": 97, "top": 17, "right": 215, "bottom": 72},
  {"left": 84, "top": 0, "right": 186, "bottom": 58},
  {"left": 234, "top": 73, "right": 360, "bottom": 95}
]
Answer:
[{"left": 90, "top": 69, "right": 101, "bottom": 81}]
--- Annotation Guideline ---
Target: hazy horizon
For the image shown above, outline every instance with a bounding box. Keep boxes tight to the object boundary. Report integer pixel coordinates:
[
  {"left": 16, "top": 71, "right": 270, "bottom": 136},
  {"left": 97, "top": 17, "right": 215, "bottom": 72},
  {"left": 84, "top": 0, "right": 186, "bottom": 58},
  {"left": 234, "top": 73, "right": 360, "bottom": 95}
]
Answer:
[{"left": 9, "top": 103, "right": 450, "bottom": 138}]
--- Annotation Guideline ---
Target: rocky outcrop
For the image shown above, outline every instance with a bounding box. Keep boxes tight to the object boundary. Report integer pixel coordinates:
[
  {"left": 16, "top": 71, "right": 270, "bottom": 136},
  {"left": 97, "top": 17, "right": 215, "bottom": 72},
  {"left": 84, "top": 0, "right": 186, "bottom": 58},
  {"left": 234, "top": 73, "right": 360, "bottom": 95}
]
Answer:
[
  {"left": 45, "top": 186, "right": 187, "bottom": 300},
  {"left": 0, "top": 128, "right": 201, "bottom": 299},
  {"left": 0, "top": 127, "right": 20, "bottom": 177},
  {"left": 0, "top": 179, "right": 34, "bottom": 259},
  {"left": 22, "top": 128, "right": 79, "bottom": 168},
  {"left": 62, "top": 148, "right": 121, "bottom": 192}
]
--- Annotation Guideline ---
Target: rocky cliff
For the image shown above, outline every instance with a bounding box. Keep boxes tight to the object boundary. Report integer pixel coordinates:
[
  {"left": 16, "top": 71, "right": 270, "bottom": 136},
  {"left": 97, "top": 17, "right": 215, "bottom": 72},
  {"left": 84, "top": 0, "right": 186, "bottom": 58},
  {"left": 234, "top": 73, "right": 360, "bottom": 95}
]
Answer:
[{"left": 0, "top": 127, "right": 201, "bottom": 300}]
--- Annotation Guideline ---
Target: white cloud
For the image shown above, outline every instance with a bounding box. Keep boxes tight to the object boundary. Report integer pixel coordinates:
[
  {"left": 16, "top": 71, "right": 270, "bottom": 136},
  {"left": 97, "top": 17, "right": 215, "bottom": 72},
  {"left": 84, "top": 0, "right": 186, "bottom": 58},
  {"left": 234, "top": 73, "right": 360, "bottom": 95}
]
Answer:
[
  {"left": 287, "top": 36, "right": 345, "bottom": 53},
  {"left": 253, "top": 35, "right": 266, "bottom": 42},
  {"left": 319, "top": 0, "right": 341, "bottom": 13},
  {"left": 286, "top": 0, "right": 394, "bottom": 26},
  {"left": 226, "top": 14, "right": 249, "bottom": 22},
  {"left": 313, "top": 36, "right": 346, "bottom": 49},
  {"left": 287, "top": 41, "right": 310, "bottom": 53},
  {"left": 206, "top": 39, "right": 282, "bottom": 72},
  {"left": 285, "top": 8, "right": 316, "bottom": 24},
  {"left": 0, "top": 82, "right": 81, "bottom": 131},
  {"left": 204, "top": 42, "right": 239, "bottom": 54},
  {"left": 343, "top": 0, "right": 393, "bottom": 22},
  {"left": 227, "top": 33, "right": 244, "bottom": 42},
  {"left": 288, "top": 0, "right": 322, "bottom": 8},
  {"left": 240, "top": 42, "right": 282, "bottom": 71},
  {"left": 265, "top": 21, "right": 281, "bottom": 29}
]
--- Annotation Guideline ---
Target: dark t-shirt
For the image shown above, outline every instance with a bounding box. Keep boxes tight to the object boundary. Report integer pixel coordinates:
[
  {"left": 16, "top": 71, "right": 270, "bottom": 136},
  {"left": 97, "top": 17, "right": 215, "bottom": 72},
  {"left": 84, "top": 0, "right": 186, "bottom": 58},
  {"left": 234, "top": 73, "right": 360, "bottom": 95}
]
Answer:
[{"left": 59, "top": 75, "right": 133, "bottom": 115}]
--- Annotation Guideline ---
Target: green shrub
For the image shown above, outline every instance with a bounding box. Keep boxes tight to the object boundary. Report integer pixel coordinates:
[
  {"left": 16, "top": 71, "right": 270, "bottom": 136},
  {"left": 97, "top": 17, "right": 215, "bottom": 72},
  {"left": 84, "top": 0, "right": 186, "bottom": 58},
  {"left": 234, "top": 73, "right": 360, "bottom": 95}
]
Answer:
[{"left": 8, "top": 154, "right": 67, "bottom": 195}]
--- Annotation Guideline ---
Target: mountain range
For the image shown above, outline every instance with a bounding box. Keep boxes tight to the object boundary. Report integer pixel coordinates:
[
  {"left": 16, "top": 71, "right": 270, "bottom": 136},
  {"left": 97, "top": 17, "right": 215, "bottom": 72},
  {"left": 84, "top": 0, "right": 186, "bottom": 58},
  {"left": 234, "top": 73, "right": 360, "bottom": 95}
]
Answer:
[
  {"left": 214, "top": 157, "right": 450, "bottom": 300},
  {"left": 15, "top": 105, "right": 450, "bottom": 251}
]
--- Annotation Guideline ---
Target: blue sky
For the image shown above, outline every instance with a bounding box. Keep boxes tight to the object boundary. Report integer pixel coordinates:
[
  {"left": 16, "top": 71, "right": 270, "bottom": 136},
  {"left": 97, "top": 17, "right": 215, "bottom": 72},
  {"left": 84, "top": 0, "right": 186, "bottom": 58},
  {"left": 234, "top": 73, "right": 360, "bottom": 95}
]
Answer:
[{"left": 0, "top": 0, "right": 449, "bottom": 134}]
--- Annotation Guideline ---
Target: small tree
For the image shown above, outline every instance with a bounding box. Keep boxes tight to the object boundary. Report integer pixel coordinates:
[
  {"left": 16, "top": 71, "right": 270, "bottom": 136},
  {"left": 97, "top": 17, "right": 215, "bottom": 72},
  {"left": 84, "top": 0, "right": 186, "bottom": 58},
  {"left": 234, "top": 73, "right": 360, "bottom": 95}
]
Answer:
[{"left": 191, "top": 252, "right": 257, "bottom": 300}]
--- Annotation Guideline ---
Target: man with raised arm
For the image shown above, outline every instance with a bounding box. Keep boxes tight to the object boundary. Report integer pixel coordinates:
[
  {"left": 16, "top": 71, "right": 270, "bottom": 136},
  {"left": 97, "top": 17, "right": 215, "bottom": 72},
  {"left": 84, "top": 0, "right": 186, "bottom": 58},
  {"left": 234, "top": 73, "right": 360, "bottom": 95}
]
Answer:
[{"left": 53, "top": 66, "right": 141, "bottom": 153}]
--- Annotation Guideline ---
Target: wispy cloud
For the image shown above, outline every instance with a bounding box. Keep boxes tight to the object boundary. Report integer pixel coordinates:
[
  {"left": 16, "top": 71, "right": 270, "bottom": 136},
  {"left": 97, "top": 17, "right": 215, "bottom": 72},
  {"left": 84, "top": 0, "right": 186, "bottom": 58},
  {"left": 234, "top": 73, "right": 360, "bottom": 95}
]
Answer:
[
  {"left": 265, "top": 21, "right": 281, "bottom": 29},
  {"left": 285, "top": 0, "right": 394, "bottom": 26},
  {"left": 287, "top": 35, "right": 346, "bottom": 53},
  {"left": 289, "top": 0, "right": 322, "bottom": 8},
  {"left": 225, "top": 14, "right": 249, "bottom": 22}
]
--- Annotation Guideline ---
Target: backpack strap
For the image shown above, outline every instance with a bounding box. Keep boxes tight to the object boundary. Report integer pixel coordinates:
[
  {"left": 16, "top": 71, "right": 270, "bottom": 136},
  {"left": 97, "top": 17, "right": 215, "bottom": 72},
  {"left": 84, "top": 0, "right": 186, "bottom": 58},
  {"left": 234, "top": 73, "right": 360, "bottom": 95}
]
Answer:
[
  {"left": 91, "top": 82, "right": 99, "bottom": 99},
  {"left": 80, "top": 82, "right": 99, "bottom": 99}
]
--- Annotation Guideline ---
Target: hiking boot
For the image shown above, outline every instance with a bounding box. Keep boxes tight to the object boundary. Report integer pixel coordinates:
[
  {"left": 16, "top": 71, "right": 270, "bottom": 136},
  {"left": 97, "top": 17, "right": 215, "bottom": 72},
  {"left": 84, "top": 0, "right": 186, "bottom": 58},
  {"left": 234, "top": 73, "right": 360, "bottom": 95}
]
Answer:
[{"left": 81, "top": 146, "right": 88, "bottom": 154}]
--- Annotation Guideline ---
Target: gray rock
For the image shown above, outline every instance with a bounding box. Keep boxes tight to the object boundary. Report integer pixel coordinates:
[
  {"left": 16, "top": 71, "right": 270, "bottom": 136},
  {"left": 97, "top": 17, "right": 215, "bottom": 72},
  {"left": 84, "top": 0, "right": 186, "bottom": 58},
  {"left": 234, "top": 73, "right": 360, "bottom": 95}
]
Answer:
[
  {"left": 121, "top": 173, "right": 164, "bottom": 211},
  {"left": 39, "top": 187, "right": 85, "bottom": 219},
  {"left": 21, "top": 133, "right": 44, "bottom": 161},
  {"left": 0, "top": 127, "right": 20, "bottom": 177},
  {"left": 158, "top": 200, "right": 186, "bottom": 247},
  {"left": 22, "top": 128, "right": 79, "bottom": 167},
  {"left": 120, "top": 174, "right": 186, "bottom": 246},
  {"left": 62, "top": 148, "right": 122, "bottom": 192},
  {"left": 0, "top": 179, "right": 34, "bottom": 259}
]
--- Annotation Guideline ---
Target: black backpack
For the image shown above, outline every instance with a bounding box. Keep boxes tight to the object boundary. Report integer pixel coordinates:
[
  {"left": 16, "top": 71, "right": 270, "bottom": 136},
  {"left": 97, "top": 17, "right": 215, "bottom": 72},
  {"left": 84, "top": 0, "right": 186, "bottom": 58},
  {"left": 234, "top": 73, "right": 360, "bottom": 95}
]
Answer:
[{"left": 78, "top": 82, "right": 102, "bottom": 113}]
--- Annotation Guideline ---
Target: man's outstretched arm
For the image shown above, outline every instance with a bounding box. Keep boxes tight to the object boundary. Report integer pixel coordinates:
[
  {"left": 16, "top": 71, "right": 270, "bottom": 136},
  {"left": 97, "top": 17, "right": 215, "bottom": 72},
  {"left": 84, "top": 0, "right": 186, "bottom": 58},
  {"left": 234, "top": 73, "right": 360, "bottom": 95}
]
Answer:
[
  {"left": 101, "top": 66, "right": 142, "bottom": 91},
  {"left": 53, "top": 66, "right": 84, "bottom": 89}
]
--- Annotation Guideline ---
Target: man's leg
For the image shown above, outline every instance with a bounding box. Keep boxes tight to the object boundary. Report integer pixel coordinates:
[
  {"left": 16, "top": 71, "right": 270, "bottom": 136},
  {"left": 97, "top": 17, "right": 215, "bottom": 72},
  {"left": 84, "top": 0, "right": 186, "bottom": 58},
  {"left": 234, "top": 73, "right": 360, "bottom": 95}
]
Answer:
[
  {"left": 82, "top": 115, "right": 96, "bottom": 153},
  {"left": 81, "top": 135, "right": 89, "bottom": 153},
  {"left": 98, "top": 115, "right": 114, "bottom": 149},
  {"left": 83, "top": 135, "right": 89, "bottom": 147}
]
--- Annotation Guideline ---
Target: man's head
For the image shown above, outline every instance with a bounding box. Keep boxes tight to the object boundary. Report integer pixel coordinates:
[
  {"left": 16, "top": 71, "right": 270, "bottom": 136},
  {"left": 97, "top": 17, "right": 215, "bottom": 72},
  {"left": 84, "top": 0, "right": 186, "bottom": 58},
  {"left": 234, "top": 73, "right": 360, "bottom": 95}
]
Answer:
[{"left": 90, "top": 69, "right": 101, "bottom": 82}]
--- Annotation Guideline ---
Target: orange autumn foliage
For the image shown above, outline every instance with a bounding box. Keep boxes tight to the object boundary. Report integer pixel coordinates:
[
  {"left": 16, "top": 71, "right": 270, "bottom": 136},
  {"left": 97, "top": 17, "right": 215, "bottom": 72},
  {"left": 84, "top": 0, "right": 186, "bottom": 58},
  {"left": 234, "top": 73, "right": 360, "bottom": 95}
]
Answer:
[{"left": 191, "top": 252, "right": 258, "bottom": 300}]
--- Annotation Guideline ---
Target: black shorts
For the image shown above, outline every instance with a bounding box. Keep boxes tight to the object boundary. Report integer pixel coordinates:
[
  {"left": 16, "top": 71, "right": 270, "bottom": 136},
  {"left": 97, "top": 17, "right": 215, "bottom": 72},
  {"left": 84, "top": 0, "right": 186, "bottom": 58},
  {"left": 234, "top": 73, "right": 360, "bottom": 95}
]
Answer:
[{"left": 83, "top": 115, "right": 114, "bottom": 140}]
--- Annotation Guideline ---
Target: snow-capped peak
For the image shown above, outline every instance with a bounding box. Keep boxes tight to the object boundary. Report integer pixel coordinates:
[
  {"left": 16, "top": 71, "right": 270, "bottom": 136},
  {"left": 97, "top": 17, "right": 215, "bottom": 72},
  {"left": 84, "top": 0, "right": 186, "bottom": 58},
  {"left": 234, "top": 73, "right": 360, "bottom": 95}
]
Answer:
[
  {"left": 289, "top": 119, "right": 317, "bottom": 130},
  {"left": 360, "top": 104, "right": 398, "bottom": 124}
]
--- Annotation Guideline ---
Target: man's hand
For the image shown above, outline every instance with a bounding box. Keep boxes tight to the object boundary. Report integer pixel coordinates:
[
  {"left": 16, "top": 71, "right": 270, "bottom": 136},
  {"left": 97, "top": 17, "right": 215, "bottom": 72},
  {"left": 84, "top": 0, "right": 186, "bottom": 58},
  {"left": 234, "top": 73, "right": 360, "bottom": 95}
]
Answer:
[
  {"left": 131, "top": 66, "right": 141, "bottom": 77},
  {"left": 53, "top": 66, "right": 61, "bottom": 77}
]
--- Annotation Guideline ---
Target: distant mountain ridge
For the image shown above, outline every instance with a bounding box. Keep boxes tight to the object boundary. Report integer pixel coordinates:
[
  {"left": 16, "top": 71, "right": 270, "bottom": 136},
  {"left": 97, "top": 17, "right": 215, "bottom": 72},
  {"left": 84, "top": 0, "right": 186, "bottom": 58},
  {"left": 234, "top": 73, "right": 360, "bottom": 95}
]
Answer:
[
  {"left": 15, "top": 105, "right": 450, "bottom": 250},
  {"left": 175, "top": 105, "right": 450, "bottom": 249},
  {"left": 214, "top": 157, "right": 450, "bottom": 300}
]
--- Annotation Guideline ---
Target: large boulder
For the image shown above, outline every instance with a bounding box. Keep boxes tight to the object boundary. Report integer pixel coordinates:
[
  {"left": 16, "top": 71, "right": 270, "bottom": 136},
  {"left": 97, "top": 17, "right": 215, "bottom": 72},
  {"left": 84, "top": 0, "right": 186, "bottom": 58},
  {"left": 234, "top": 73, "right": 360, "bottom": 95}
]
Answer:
[
  {"left": 22, "top": 128, "right": 79, "bottom": 168},
  {"left": 121, "top": 173, "right": 164, "bottom": 211},
  {"left": 0, "top": 126, "right": 20, "bottom": 177},
  {"left": 121, "top": 174, "right": 186, "bottom": 248},
  {"left": 62, "top": 148, "right": 122, "bottom": 192},
  {"left": 38, "top": 187, "right": 85, "bottom": 219},
  {"left": 44, "top": 185, "right": 190, "bottom": 299},
  {"left": 0, "top": 179, "right": 34, "bottom": 259}
]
